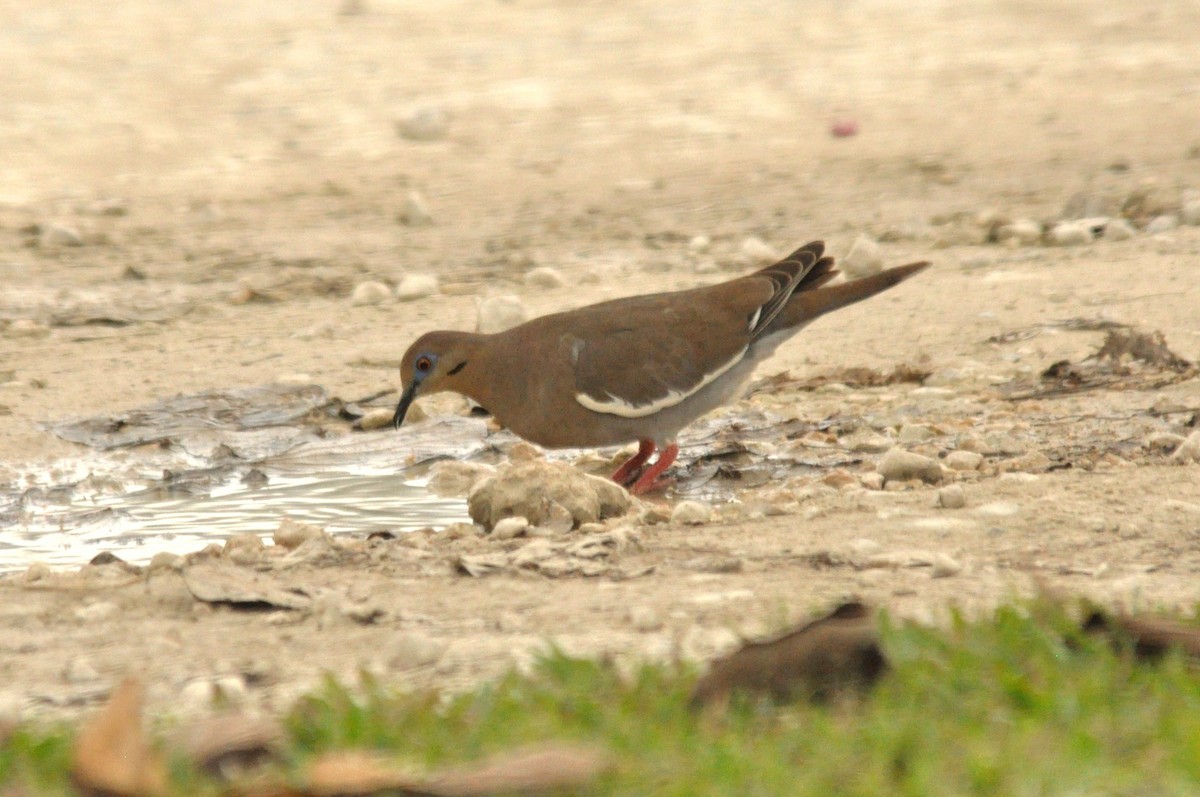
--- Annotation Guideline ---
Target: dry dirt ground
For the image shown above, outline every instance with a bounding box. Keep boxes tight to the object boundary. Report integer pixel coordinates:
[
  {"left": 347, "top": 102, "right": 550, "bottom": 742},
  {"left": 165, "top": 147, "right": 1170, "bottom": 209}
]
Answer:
[{"left": 2, "top": 0, "right": 1200, "bottom": 719}]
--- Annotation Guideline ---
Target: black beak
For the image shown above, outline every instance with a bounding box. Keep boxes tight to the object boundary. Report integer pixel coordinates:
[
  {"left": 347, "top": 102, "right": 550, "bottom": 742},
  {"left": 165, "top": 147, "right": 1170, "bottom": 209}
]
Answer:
[{"left": 392, "top": 382, "right": 419, "bottom": 429}]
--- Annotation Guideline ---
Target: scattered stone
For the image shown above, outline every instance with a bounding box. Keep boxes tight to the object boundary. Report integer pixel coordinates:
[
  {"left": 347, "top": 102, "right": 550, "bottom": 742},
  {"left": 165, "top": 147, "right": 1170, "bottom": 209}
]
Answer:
[
  {"left": 944, "top": 450, "right": 983, "bottom": 471},
  {"left": 41, "top": 222, "right": 84, "bottom": 247},
  {"left": 859, "top": 472, "right": 885, "bottom": 490},
  {"left": 508, "top": 441, "right": 542, "bottom": 461},
  {"left": 22, "top": 562, "right": 51, "bottom": 582},
  {"left": 898, "top": 423, "right": 936, "bottom": 444},
  {"left": 671, "top": 500, "right": 712, "bottom": 526},
  {"left": 996, "top": 218, "right": 1042, "bottom": 246},
  {"left": 456, "top": 553, "right": 509, "bottom": 577},
  {"left": 64, "top": 656, "right": 102, "bottom": 684},
  {"left": 844, "top": 431, "right": 892, "bottom": 454},
  {"left": 535, "top": 501, "right": 576, "bottom": 535},
  {"left": 353, "top": 407, "right": 395, "bottom": 431},
  {"left": 1172, "top": 431, "right": 1200, "bottom": 463},
  {"left": 1181, "top": 199, "right": 1200, "bottom": 226},
  {"left": 1005, "top": 451, "right": 1052, "bottom": 473},
  {"left": 628, "top": 606, "right": 663, "bottom": 632},
  {"left": 350, "top": 280, "right": 392, "bottom": 306},
  {"left": 394, "top": 273, "right": 440, "bottom": 301},
  {"left": 937, "top": 484, "right": 967, "bottom": 509},
  {"left": 5, "top": 319, "right": 50, "bottom": 339},
  {"left": 821, "top": 469, "right": 858, "bottom": 489},
  {"left": 1145, "top": 214, "right": 1178, "bottom": 234},
  {"left": 688, "top": 234, "right": 711, "bottom": 254},
  {"left": 840, "top": 235, "right": 884, "bottom": 279},
  {"left": 183, "top": 562, "right": 313, "bottom": 610},
  {"left": 1048, "top": 221, "right": 1093, "bottom": 246},
  {"left": 476, "top": 295, "right": 528, "bottom": 334},
  {"left": 398, "top": 190, "right": 433, "bottom": 226},
  {"left": 524, "top": 266, "right": 566, "bottom": 289},
  {"left": 984, "top": 432, "right": 1025, "bottom": 455},
  {"left": 74, "top": 601, "right": 120, "bottom": 623},
  {"left": 273, "top": 517, "right": 326, "bottom": 550},
  {"left": 1103, "top": 217, "right": 1137, "bottom": 241},
  {"left": 876, "top": 448, "right": 943, "bottom": 484},
  {"left": 222, "top": 533, "right": 265, "bottom": 566},
  {"left": 427, "top": 461, "right": 495, "bottom": 497},
  {"left": 1144, "top": 432, "right": 1184, "bottom": 454},
  {"left": 930, "top": 553, "right": 963, "bottom": 578},
  {"left": 491, "top": 516, "right": 530, "bottom": 540},
  {"left": 389, "top": 632, "right": 448, "bottom": 670},
  {"left": 467, "top": 461, "right": 630, "bottom": 531},
  {"left": 739, "top": 236, "right": 778, "bottom": 264},
  {"left": 397, "top": 107, "right": 449, "bottom": 141}
]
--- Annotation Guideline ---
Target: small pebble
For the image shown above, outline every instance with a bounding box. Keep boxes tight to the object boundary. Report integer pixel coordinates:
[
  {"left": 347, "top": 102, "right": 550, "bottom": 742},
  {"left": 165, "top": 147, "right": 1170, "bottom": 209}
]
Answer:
[
  {"left": 63, "top": 656, "right": 101, "bottom": 684},
  {"left": 41, "top": 223, "right": 83, "bottom": 247},
  {"left": 739, "top": 236, "right": 778, "bottom": 264},
  {"left": 74, "top": 601, "right": 119, "bottom": 623},
  {"left": 997, "top": 218, "right": 1042, "bottom": 246},
  {"left": 930, "top": 553, "right": 963, "bottom": 578},
  {"left": 491, "top": 516, "right": 529, "bottom": 540},
  {"left": 1048, "top": 221, "right": 1093, "bottom": 246},
  {"left": 945, "top": 450, "right": 983, "bottom": 471},
  {"left": 5, "top": 319, "right": 50, "bottom": 339},
  {"left": 1181, "top": 199, "right": 1200, "bottom": 227},
  {"left": 937, "top": 484, "right": 967, "bottom": 509},
  {"left": 354, "top": 407, "right": 395, "bottom": 431},
  {"left": 1172, "top": 431, "right": 1200, "bottom": 463},
  {"left": 148, "top": 551, "right": 183, "bottom": 572},
  {"left": 859, "top": 472, "right": 885, "bottom": 490},
  {"left": 476, "top": 295, "right": 527, "bottom": 334},
  {"left": 671, "top": 500, "right": 712, "bottom": 526},
  {"left": 389, "top": 632, "right": 448, "bottom": 670},
  {"left": 876, "top": 448, "right": 943, "bottom": 484},
  {"left": 1145, "top": 215, "right": 1178, "bottom": 234},
  {"left": 350, "top": 280, "right": 392, "bottom": 306},
  {"left": 976, "top": 501, "right": 1020, "bottom": 517},
  {"left": 821, "top": 469, "right": 858, "bottom": 489},
  {"left": 398, "top": 190, "right": 433, "bottom": 226},
  {"left": 840, "top": 235, "right": 884, "bottom": 279},
  {"left": 898, "top": 423, "right": 936, "bottom": 444},
  {"left": 830, "top": 119, "right": 859, "bottom": 138},
  {"left": 628, "top": 606, "right": 663, "bottom": 632},
  {"left": 223, "top": 533, "right": 265, "bottom": 565},
  {"left": 273, "top": 517, "right": 325, "bottom": 550},
  {"left": 1103, "top": 218, "right": 1136, "bottom": 241},
  {"left": 524, "top": 266, "right": 565, "bottom": 289},
  {"left": 397, "top": 107, "right": 449, "bottom": 141},
  {"left": 22, "top": 562, "right": 51, "bottom": 582},
  {"left": 394, "top": 273, "right": 440, "bottom": 301},
  {"left": 687, "top": 234, "right": 711, "bottom": 254}
]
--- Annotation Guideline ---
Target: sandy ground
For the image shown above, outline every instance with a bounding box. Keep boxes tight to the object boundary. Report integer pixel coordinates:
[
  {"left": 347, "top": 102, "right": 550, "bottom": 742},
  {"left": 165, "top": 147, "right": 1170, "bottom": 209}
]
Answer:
[{"left": 2, "top": 0, "right": 1200, "bottom": 718}]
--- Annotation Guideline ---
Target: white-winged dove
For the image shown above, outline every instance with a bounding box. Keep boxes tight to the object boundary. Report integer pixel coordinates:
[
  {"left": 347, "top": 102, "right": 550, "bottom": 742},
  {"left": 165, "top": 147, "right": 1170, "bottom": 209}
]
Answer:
[{"left": 393, "top": 241, "right": 928, "bottom": 494}]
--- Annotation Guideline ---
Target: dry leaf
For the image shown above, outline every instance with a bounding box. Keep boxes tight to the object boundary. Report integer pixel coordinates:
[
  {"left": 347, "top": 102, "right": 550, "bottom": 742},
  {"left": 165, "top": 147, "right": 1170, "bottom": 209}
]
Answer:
[
  {"left": 71, "top": 678, "right": 168, "bottom": 797},
  {"left": 421, "top": 743, "right": 611, "bottom": 796},
  {"left": 304, "top": 750, "right": 425, "bottom": 796},
  {"left": 690, "top": 602, "right": 887, "bottom": 709},
  {"left": 175, "top": 713, "right": 284, "bottom": 779}
]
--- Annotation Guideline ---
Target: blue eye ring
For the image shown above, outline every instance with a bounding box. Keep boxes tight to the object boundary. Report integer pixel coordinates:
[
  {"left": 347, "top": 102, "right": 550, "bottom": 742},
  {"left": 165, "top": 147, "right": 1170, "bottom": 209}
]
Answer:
[{"left": 413, "top": 352, "right": 437, "bottom": 379}]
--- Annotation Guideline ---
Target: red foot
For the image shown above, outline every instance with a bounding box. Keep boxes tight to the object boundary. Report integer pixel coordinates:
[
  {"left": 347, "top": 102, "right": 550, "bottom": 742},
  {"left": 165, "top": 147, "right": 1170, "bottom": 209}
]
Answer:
[
  {"left": 611, "top": 439, "right": 655, "bottom": 486},
  {"left": 629, "top": 443, "right": 679, "bottom": 495}
]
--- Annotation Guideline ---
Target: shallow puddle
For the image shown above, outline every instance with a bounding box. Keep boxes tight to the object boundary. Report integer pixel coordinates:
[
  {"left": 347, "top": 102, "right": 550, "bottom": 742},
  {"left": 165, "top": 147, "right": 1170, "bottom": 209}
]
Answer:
[{"left": 0, "top": 470, "right": 469, "bottom": 573}]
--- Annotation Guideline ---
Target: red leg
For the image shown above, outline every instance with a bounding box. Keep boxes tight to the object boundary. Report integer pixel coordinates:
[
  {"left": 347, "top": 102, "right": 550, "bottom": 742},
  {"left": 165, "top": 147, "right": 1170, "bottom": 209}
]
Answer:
[
  {"left": 611, "top": 439, "right": 655, "bottom": 486},
  {"left": 629, "top": 443, "right": 679, "bottom": 495}
]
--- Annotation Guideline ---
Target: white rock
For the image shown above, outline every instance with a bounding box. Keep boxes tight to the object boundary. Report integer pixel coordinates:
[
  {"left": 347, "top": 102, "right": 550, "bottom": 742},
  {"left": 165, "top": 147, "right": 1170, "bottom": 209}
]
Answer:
[
  {"left": 1048, "top": 221, "right": 1093, "bottom": 246},
  {"left": 355, "top": 407, "right": 395, "bottom": 431},
  {"left": 63, "top": 656, "right": 101, "bottom": 684},
  {"left": 395, "top": 273, "right": 440, "bottom": 301},
  {"left": 41, "top": 223, "right": 83, "bottom": 247},
  {"left": 930, "top": 553, "right": 963, "bottom": 578},
  {"left": 1181, "top": 200, "right": 1200, "bottom": 227},
  {"left": 397, "top": 107, "right": 449, "bottom": 141},
  {"left": 74, "top": 601, "right": 119, "bottom": 623},
  {"left": 273, "top": 517, "right": 326, "bottom": 550},
  {"left": 223, "top": 533, "right": 265, "bottom": 565},
  {"left": 351, "top": 280, "right": 392, "bottom": 306},
  {"left": 491, "top": 516, "right": 530, "bottom": 540},
  {"left": 876, "top": 448, "right": 943, "bottom": 484},
  {"left": 390, "top": 632, "right": 448, "bottom": 670},
  {"left": 398, "top": 190, "right": 433, "bottom": 226},
  {"left": 427, "top": 461, "right": 495, "bottom": 497},
  {"left": 996, "top": 218, "right": 1043, "bottom": 246},
  {"left": 467, "top": 461, "right": 630, "bottom": 530},
  {"left": 945, "top": 450, "right": 983, "bottom": 471},
  {"left": 1146, "top": 214, "right": 1178, "bottom": 234},
  {"left": 859, "top": 472, "right": 885, "bottom": 490},
  {"left": 628, "top": 606, "right": 663, "bottom": 632},
  {"left": 524, "top": 266, "right": 565, "bottom": 289},
  {"left": 671, "top": 500, "right": 712, "bottom": 526},
  {"left": 476, "top": 295, "right": 528, "bottom": 334},
  {"left": 739, "top": 236, "right": 778, "bottom": 264},
  {"left": 937, "top": 484, "right": 967, "bottom": 509},
  {"left": 1103, "top": 218, "right": 1136, "bottom": 241},
  {"left": 688, "top": 234, "right": 711, "bottom": 254},
  {"left": 841, "top": 235, "right": 884, "bottom": 279},
  {"left": 1172, "top": 431, "right": 1200, "bottom": 463}
]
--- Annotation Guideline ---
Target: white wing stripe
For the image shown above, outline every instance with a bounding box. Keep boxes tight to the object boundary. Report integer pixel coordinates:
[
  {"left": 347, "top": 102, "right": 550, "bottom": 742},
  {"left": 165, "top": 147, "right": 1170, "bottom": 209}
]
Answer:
[{"left": 575, "top": 346, "right": 749, "bottom": 418}]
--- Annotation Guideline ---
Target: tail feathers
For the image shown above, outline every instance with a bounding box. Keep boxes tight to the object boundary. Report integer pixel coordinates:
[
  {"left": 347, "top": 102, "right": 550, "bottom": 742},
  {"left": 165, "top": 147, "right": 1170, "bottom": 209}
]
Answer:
[{"left": 770, "top": 260, "right": 929, "bottom": 333}]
